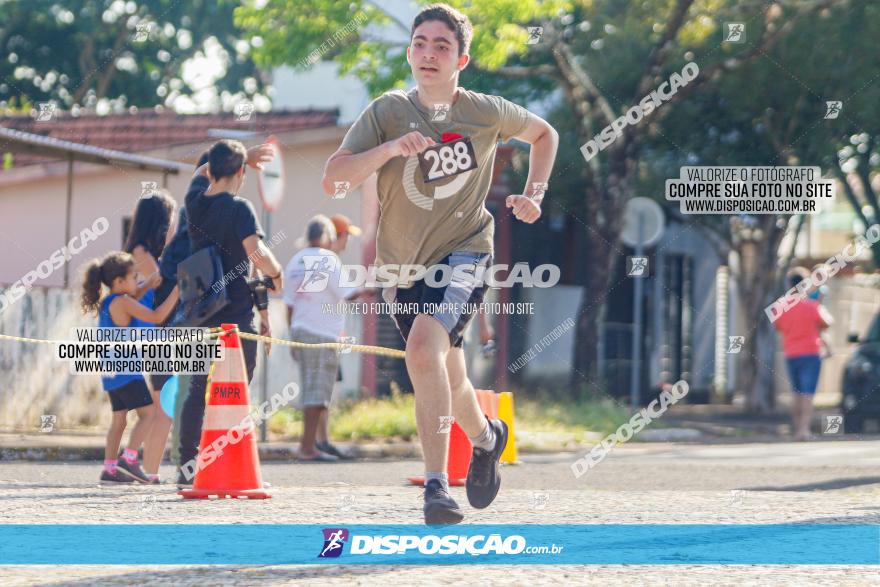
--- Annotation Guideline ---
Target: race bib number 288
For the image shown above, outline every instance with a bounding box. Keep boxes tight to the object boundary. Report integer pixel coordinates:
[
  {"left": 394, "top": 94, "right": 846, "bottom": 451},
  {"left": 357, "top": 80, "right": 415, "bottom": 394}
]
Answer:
[{"left": 419, "top": 137, "right": 478, "bottom": 183}]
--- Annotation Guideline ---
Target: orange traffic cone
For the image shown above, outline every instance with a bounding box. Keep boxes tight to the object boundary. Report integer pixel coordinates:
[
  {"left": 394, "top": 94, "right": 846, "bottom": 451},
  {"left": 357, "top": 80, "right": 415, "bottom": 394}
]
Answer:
[
  {"left": 407, "top": 421, "right": 472, "bottom": 487},
  {"left": 179, "top": 323, "right": 269, "bottom": 499}
]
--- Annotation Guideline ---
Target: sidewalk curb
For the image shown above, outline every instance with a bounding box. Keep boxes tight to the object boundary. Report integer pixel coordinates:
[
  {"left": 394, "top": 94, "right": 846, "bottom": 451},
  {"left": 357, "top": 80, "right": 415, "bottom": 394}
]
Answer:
[{"left": 0, "top": 442, "right": 424, "bottom": 462}]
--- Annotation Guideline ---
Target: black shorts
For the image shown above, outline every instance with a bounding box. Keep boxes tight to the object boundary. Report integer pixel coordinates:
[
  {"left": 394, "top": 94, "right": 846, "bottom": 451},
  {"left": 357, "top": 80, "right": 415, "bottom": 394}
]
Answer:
[
  {"left": 149, "top": 373, "right": 171, "bottom": 392},
  {"left": 383, "top": 251, "right": 492, "bottom": 348},
  {"left": 107, "top": 378, "right": 153, "bottom": 412}
]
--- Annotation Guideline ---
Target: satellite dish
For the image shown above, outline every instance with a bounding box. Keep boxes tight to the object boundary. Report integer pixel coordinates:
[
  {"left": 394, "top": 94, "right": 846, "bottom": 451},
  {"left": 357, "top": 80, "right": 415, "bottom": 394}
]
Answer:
[
  {"left": 257, "top": 136, "right": 285, "bottom": 212},
  {"left": 621, "top": 197, "right": 665, "bottom": 248}
]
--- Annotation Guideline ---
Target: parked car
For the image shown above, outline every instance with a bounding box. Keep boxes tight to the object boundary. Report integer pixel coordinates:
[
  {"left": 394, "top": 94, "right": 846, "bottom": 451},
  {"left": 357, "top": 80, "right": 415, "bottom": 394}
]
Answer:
[{"left": 842, "top": 314, "right": 880, "bottom": 432}]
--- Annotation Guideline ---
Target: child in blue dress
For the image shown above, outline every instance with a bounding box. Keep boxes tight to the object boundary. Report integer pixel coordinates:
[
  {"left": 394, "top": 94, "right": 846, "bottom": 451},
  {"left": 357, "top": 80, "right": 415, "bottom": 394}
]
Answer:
[{"left": 81, "top": 252, "right": 179, "bottom": 484}]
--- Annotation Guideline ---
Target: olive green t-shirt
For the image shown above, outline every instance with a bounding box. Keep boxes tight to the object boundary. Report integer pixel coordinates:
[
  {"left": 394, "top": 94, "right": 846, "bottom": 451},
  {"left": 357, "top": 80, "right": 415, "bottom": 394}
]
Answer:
[{"left": 341, "top": 87, "right": 531, "bottom": 284}]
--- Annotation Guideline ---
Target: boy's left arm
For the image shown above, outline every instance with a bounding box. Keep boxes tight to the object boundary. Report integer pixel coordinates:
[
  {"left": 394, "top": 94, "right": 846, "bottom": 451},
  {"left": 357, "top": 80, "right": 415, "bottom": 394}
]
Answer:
[{"left": 506, "top": 114, "right": 559, "bottom": 224}]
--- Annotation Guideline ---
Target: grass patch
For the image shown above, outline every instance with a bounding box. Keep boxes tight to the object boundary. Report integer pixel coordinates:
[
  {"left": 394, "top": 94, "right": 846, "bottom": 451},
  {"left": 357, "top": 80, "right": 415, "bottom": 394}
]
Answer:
[
  {"left": 512, "top": 394, "right": 631, "bottom": 450},
  {"left": 268, "top": 383, "right": 417, "bottom": 441},
  {"left": 268, "top": 387, "right": 630, "bottom": 449},
  {"left": 516, "top": 395, "right": 630, "bottom": 436}
]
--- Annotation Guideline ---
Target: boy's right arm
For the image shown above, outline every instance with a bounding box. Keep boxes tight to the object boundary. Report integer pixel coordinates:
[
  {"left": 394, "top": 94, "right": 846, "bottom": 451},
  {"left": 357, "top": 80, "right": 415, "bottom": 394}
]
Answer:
[{"left": 321, "top": 132, "right": 436, "bottom": 196}]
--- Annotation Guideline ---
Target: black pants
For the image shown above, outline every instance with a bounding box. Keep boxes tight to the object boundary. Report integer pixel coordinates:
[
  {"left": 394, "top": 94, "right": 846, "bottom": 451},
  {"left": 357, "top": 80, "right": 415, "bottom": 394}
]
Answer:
[{"left": 178, "top": 317, "right": 258, "bottom": 469}]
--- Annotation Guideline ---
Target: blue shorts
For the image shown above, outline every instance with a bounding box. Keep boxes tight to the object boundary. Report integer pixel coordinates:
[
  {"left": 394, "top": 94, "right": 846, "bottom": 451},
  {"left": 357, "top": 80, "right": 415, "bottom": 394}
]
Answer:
[
  {"left": 786, "top": 355, "right": 821, "bottom": 395},
  {"left": 383, "top": 251, "right": 492, "bottom": 348}
]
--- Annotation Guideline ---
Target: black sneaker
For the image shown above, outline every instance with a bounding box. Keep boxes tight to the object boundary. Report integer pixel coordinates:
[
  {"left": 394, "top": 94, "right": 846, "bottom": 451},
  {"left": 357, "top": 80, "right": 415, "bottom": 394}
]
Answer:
[
  {"left": 100, "top": 468, "right": 134, "bottom": 485},
  {"left": 466, "top": 418, "right": 509, "bottom": 509},
  {"left": 316, "top": 441, "right": 353, "bottom": 460},
  {"left": 176, "top": 469, "right": 194, "bottom": 489},
  {"left": 423, "top": 479, "right": 464, "bottom": 525},
  {"left": 117, "top": 458, "right": 150, "bottom": 484}
]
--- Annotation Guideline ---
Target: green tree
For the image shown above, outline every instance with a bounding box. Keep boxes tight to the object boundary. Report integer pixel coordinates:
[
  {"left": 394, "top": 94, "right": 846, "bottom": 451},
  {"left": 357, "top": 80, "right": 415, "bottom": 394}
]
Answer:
[
  {"left": 239, "top": 0, "right": 847, "bottom": 408},
  {"left": 0, "top": 0, "right": 264, "bottom": 111}
]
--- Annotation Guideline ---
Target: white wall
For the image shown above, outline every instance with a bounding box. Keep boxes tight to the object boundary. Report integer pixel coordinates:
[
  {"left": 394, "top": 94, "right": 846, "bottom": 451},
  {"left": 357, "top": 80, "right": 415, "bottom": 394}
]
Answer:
[{"left": 0, "top": 135, "right": 363, "bottom": 288}]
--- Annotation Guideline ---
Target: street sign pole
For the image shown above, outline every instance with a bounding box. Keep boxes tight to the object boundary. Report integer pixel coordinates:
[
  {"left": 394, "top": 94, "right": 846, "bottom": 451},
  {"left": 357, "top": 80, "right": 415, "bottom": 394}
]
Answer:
[
  {"left": 629, "top": 214, "right": 644, "bottom": 411},
  {"left": 621, "top": 197, "right": 665, "bottom": 413}
]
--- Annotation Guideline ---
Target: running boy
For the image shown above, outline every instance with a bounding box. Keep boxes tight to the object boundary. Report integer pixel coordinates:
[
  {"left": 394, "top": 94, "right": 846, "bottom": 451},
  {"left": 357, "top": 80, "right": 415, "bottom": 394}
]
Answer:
[
  {"left": 322, "top": 3, "right": 558, "bottom": 524},
  {"left": 81, "top": 252, "right": 180, "bottom": 484}
]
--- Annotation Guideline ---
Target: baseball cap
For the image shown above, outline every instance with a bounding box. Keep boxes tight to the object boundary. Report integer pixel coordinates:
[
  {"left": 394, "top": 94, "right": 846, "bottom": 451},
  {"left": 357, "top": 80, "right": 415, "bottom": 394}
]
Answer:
[{"left": 331, "top": 214, "right": 362, "bottom": 237}]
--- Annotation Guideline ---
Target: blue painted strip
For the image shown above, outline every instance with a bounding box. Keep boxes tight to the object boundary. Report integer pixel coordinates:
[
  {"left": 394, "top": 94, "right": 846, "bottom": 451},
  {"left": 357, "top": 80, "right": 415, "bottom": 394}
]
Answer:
[{"left": 1, "top": 525, "right": 877, "bottom": 565}]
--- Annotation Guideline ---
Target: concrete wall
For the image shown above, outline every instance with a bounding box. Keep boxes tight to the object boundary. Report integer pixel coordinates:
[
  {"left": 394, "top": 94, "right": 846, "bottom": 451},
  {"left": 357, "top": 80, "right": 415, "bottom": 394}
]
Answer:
[
  {"left": 0, "top": 133, "right": 363, "bottom": 288},
  {"left": 0, "top": 286, "right": 103, "bottom": 431}
]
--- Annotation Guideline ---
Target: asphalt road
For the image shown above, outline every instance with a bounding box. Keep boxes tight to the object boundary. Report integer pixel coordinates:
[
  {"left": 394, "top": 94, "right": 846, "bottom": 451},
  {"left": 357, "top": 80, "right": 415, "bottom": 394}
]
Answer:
[{"left": 2, "top": 439, "right": 880, "bottom": 585}]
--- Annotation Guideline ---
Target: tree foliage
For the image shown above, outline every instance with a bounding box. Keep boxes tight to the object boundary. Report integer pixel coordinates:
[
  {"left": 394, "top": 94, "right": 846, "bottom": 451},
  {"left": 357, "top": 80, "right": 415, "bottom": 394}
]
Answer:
[
  {"left": 239, "top": 0, "right": 874, "bottom": 409},
  {"left": 0, "top": 0, "right": 265, "bottom": 112}
]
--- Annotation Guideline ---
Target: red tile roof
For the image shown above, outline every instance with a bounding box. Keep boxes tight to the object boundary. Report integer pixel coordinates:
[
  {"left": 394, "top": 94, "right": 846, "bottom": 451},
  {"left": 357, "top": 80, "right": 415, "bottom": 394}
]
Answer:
[{"left": 0, "top": 108, "right": 339, "bottom": 167}]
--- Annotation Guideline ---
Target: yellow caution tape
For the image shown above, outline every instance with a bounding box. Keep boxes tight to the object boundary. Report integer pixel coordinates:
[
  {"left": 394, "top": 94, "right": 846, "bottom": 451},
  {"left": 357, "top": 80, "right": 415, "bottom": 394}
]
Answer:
[{"left": 0, "top": 327, "right": 406, "bottom": 359}]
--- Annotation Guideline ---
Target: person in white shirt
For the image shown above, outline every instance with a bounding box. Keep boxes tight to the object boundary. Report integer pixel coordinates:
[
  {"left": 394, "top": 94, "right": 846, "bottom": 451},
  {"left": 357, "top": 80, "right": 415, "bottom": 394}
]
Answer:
[{"left": 283, "top": 215, "right": 360, "bottom": 461}]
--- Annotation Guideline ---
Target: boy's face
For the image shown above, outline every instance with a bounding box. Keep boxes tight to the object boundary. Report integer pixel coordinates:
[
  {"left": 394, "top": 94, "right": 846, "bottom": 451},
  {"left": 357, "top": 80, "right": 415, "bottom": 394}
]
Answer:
[{"left": 408, "top": 20, "right": 469, "bottom": 86}]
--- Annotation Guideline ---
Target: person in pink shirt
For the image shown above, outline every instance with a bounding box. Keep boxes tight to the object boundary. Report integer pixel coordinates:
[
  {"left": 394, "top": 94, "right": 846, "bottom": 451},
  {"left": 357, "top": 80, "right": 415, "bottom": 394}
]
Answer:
[{"left": 773, "top": 268, "right": 833, "bottom": 440}]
